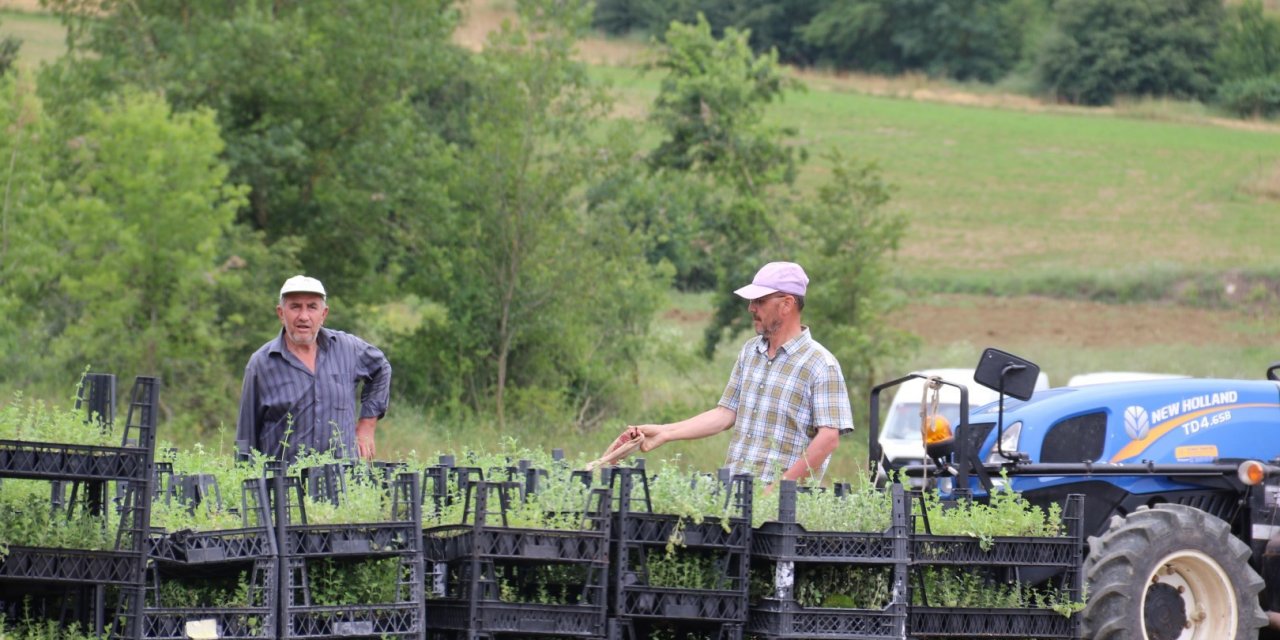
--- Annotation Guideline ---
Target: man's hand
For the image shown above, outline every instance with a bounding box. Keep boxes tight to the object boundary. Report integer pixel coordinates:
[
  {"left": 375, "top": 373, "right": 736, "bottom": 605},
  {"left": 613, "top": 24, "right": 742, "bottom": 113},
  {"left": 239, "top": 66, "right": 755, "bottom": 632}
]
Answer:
[
  {"left": 356, "top": 417, "right": 378, "bottom": 460},
  {"left": 605, "top": 426, "right": 642, "bottom": 455}
]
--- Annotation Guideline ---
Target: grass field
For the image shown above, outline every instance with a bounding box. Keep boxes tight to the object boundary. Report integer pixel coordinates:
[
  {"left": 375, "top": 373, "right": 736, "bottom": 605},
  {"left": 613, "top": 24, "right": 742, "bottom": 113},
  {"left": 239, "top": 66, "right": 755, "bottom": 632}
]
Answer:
[
  {"left": 0, "top": 9, "right": 64, "bottom": 68},
  {"left": 4, "top": 5, "right": 1280, "bottom": 483},
  {"left": 593, "top": 65, "right": 1280, "bottom": 281}
]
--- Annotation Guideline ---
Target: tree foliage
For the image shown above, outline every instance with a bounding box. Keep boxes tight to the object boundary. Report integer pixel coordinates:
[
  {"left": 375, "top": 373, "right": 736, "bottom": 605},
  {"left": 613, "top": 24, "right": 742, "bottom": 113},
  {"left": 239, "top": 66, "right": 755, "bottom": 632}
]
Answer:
[
  {"left": 388, "top": 0, "right": 669, "bottom": 429},
  {"left": 791, "top": 152, "right": 914, "bottom": 414},
  {"left": 1036, "top": 0, "right": 1223, "bottom": 105},
  {"left": 1214, "top": 0, "right": 1280, "bottom": 118},
  {"left": 0, "top": 77, "right": 249, "bottom": 420},
  {"left": 803, "top": 0, "right": 1039, "bottom": 82},
  {"left": 644, "top": 15, "right": 803, "bottom": 354},
  {"left": 44, "top": 0, "right": 463, "bottom": 303}
]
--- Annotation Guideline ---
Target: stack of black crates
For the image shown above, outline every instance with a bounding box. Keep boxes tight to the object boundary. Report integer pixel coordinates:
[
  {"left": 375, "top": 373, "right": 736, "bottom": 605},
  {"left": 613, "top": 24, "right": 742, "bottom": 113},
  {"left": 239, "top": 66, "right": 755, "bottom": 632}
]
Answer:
[
  {"left": 607, "top": 465, "right": 752, "bottom": 640},
  {"left": 907, "top": 490, "right": 1085, "bottom": 639},
  {"left": 422, "top": 456, "right": 612, "bottom": 639},
  {"left": 0, "top": 373, "right": 156, "bottom": 639},
  {"left": 142, "top": 473, "right": 277, "bottom": 639},
  {"left": 270, "top": 461, "right": 425, "bottom": 639},
  {"left": 747, "top": 481, "right": 909, "bottom": 640}
]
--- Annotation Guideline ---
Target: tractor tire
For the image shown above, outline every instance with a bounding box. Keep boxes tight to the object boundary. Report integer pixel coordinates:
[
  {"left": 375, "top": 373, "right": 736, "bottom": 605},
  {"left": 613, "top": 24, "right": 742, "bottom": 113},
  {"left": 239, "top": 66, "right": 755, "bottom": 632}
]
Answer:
[{"left": 1082, "top": 503, "right": 1267, "bottom": 640}]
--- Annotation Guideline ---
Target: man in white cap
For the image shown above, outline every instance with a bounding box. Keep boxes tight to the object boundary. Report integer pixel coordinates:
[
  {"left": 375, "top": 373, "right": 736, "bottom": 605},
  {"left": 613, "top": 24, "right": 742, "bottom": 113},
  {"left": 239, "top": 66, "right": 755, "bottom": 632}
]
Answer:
[
  {"left": 235, "top": 275, "right": 392, "bottom": 462},
  {"left": 610, "top": 261, "right": 853, "bottom": 486}
]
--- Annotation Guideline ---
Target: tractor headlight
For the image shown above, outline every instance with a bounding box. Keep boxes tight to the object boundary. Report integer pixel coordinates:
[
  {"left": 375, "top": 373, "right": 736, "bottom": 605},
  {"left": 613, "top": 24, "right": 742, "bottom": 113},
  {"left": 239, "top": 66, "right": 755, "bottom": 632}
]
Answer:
[{"left": 985, "top": 421, "right": 1023, "bottom": 464}]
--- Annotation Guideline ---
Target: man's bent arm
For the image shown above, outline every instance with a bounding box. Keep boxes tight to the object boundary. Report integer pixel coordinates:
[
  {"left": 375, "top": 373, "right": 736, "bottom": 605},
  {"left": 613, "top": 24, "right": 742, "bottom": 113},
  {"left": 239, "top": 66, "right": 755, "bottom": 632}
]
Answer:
[{"left": 780, "top": 427, "right": 840, "bottom": 484}]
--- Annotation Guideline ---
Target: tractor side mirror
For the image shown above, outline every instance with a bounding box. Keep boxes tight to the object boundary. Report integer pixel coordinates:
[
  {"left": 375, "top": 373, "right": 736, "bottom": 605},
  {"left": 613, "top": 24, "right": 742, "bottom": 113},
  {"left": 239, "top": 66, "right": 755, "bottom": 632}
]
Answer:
[
  {"left": 974, "top": 348, "right": 1041, "bottom": 401},
  {"left": 1268, "top": 362, "right": 1280, "bottom": 382}
]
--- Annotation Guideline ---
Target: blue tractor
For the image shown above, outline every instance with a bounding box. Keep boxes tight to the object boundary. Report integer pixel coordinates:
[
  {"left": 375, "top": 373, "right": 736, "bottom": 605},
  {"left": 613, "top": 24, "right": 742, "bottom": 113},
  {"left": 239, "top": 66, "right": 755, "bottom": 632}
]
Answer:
[{"left": 868, "top": 348, "right": 1280, "bottom": 640}]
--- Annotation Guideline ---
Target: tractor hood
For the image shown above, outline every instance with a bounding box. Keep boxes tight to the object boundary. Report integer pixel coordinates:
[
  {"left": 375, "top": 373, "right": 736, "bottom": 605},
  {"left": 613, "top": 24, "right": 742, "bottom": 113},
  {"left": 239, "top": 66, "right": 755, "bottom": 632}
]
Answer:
[{"left": 968, "top": 378, "right": 1280, "bottom": 494}]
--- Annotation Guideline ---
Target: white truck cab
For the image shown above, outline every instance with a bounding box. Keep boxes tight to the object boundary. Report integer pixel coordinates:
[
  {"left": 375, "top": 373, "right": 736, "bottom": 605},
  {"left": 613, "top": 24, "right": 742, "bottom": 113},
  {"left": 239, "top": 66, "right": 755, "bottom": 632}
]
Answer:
[{"left": 878, "top": 367, "right": 1050, "bottom": 466}]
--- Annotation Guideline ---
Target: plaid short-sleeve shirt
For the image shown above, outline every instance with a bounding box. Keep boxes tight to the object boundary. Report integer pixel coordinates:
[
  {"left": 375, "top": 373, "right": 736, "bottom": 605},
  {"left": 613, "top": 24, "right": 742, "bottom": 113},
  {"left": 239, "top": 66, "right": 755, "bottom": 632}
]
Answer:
[{"left": 719, "top": 327, "right": 854, "bottom": 484}]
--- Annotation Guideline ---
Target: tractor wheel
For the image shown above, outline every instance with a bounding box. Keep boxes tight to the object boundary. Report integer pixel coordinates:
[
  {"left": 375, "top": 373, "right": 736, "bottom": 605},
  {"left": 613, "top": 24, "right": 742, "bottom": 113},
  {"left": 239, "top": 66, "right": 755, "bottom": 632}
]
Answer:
[{"left": 1083, "top": 503, "right": 1267, "bottom": 640}]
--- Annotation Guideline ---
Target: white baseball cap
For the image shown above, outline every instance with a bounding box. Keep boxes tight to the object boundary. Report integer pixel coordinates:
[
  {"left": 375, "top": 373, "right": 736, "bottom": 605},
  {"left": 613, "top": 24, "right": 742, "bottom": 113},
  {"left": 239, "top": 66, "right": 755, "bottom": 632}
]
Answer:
[{"left": 279, "top": 275, "right": 326, "bottom": 299}]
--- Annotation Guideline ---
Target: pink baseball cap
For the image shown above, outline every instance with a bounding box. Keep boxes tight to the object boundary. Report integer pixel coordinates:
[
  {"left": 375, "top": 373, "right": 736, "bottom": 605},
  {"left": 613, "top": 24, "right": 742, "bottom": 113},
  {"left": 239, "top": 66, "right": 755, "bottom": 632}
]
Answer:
[{"left": 733, "top": 262, "right": 808, "bottom": 299}]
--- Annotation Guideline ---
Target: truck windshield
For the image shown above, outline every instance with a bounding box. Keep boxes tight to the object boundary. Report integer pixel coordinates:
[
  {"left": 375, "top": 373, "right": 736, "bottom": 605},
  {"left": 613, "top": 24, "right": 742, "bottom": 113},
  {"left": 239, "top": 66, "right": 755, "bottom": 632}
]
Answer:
[{"left": 882, "top": 402, "right": 964, "bottom": 440}]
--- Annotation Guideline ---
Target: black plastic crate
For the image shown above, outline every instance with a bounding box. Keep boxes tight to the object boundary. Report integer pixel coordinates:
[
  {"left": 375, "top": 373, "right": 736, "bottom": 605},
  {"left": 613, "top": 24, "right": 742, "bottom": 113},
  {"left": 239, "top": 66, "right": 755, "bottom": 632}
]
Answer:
[
  {"left": 0, "top": 375, "right": 159, "bottom": 640},
  {"left": 424, "top": 478, "right": 611, "bottom": 638},
  {"left": 143, "top": 553, "right": 276, "bottom": 639},
  {"left": 285, "top": 522, "right": 421, "bottom": 556},
  {"left": 909, "top": 534, "right": 1079, "bottom": 566},
  {"left": 0, "top": 546, "right": 144, "bottom": 585},
  {"left": 150, "top": 478, "right": 277, "bottom": 564},
  {"left": 618, "top": 586, "right": 747, "bottom": 621},
  {"left": 609, "top": 617, "right": 743, "bottom": 640},
  {"left": 608, "top": 467, "right": 752, "bottom": 628},
  {"left": 425, "top": 525, "right": 608, "bottom": 564},
  {"left": 747, "top": 598, "right": 907, "bottom": 640},
  {"left": 143, "top": 607, "right": 274, "bottom": 640},
  {"left": 429, "top": 600, "right": 606, "bottom": 637},
  {"left": 270, "top": 467, "right": 424, "bottom": 556},
  {"left": 0, "top": 440, "right": 151, "bottom": 480},
  {"left": 746, "top": 483, "right": 910, "bottom": 640},
  {"left": 909, "top": 606, "right": 1078, "bottom": 638},
  {"left": 752, "top": 483, "right": 908, "bottom": 565},
  {"left": 152, "top": 526, "right": 276, "bottom": 564},
  {"left": 271, "top": 469, "right": 425, "bottom": 640},
  {"left": 907, "top": 493, "right": 1085, "bottom": 639},
  {"left": 283, "top": 602, "right": 422, "bottom": 639}
]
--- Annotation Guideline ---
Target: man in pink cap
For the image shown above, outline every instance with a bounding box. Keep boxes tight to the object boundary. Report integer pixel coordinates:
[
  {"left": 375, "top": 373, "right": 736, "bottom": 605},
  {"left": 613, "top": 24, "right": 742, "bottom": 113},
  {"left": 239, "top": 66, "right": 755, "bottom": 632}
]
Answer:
[{"left": 610, "top": 261, "right": 854, "bottom": 486}]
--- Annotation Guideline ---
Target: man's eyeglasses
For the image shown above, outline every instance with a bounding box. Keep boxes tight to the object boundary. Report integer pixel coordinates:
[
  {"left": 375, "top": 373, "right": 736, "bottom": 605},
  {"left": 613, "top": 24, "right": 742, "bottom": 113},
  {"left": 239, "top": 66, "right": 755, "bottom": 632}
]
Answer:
[{"left": 750, "top": 292, "right": 790, "bottom": 307}]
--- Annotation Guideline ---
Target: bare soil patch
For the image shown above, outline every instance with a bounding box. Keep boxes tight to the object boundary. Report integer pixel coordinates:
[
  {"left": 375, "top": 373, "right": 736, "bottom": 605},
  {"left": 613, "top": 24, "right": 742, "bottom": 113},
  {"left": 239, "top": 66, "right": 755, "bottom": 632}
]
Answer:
[
  {"left": 891, "top": 294, "right": 1278, "bottom": 349},
  {"left": 0, "top": 0, "right": 43, "bottom": 11}
]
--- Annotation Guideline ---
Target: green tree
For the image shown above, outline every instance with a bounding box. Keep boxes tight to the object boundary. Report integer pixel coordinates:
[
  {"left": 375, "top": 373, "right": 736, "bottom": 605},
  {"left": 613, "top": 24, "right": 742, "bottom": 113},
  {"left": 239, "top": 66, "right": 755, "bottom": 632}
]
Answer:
[
  {"left": 1036, "top": 0, "right": 1223, "bottom": 105},
  {"left": 802, "top": 0, "right": 1038, "bottom": 81},
  {"left": 43, "top": 0, "right": 463, "bottom": 304},
  {"left": 791, "top": 152, "right": 914, "bottom": 417},
  {"left": 1215, "top": 0, "right": 1280, "bottom": 81},
  {"left": 1213, "top": 0, "right": 1280, "bottom": 118},
  {"left": 645, "top": 15, "right": 801, "bottom": 356},
  {"left": 52, "top": 91, "right": 248, "bottom": 420},
  {"left": 398, "top": 0, "right": 669, "bottom": 429},
  {"left": 0, "top": 34, "right": 19, "bottom": 78},
  {"left": 0, "top": 72, "right": 61, "bottom": 378}
]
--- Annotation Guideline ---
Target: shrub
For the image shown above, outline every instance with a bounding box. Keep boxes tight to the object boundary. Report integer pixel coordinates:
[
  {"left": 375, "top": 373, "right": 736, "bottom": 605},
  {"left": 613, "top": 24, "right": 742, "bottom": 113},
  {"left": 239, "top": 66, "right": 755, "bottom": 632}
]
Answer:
[
  {"left": 1217, "top": 75, "right": 1280, "bottom": 118},
  {"left": 1036, "top": 0, "right": 1222, "bottom": 105}
]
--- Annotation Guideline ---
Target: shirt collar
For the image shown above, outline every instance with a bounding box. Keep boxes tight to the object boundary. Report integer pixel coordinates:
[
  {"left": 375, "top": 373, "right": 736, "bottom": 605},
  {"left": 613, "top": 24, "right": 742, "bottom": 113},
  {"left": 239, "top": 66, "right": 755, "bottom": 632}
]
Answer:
[
  {"left": 754, "top": 326, "right": 811, "bottom": 356},
  {"left": 268, "top": 327, "right": 333, "bottom": 355}
]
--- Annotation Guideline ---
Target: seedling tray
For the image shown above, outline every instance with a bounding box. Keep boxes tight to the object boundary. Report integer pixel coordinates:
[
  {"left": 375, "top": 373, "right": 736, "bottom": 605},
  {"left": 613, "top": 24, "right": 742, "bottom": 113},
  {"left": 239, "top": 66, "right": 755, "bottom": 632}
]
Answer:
[
  {"left": 0, "top": 439, "right": 149, "bottom": 480},
  {"left": 617, "top": 513, "right": 749, "bottom": 549},
  {"left": 151, "top": 527, "right": 276, "bottom": 564},
  {"left": 616, "top": 586, "right": 747, "bottom": 622},
  {"left": 143, "top": 607, "right": 274, "bottom": 640},
  {"left": 910, "top": 534, "right": 1078, "bottom": 566},
  {"left": 0, "top": 545, "right": 144, "bottom": 585},
  {"left": 752, "top": 523, "right": 904, "bottom": 564},
  {"left": 428, "top": 600, "right": 606, "bottom": 637},
  {"left": 284, "top": 602, "right": 422, "bottom": 638},
  {"left": 284, "top": 522, "right": 419, "bottom": 556},
  {"left": 909, "top": 606, "right": 1078, "bottom": 638},
  {"left": 424, "top": 525, "right": 607, "bottom": 563},
  {"left": 747, "top": 598, "right": 907, "bottom": 640}
]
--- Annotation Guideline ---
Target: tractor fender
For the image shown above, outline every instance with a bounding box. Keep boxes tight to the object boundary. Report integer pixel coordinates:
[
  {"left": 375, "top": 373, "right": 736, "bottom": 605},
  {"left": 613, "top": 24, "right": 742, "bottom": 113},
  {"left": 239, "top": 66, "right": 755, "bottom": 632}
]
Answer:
[{"left": 1083, "top": 503, "right": 1267, "bottom": 640}]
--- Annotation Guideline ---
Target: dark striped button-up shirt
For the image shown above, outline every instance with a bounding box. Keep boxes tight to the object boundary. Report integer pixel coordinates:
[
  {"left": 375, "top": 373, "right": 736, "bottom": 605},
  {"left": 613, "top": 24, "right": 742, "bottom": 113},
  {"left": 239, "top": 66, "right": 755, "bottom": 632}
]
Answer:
[{"left": 236, "top": 327, "right": 391, "bottom": 462}]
